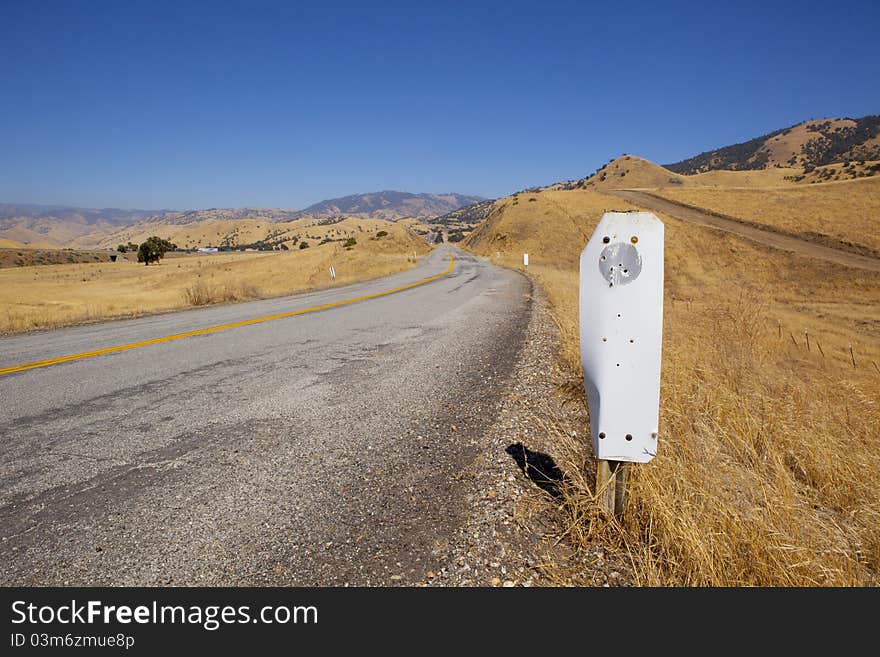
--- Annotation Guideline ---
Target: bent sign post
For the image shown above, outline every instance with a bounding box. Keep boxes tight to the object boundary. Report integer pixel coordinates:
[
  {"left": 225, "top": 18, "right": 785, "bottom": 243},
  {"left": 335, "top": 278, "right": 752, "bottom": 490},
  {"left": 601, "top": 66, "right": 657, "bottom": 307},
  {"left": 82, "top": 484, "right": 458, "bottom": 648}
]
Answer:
[{"left": 579, "top": 212, "right": 664, "bottom": 517}]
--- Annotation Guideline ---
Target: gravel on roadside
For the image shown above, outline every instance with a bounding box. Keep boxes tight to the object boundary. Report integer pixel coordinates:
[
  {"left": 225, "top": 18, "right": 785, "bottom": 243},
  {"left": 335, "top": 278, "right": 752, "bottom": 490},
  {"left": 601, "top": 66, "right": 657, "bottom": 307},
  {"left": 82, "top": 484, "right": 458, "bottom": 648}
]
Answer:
[{"left": 424, "top": 276, "right": 634, "bottom": 587}]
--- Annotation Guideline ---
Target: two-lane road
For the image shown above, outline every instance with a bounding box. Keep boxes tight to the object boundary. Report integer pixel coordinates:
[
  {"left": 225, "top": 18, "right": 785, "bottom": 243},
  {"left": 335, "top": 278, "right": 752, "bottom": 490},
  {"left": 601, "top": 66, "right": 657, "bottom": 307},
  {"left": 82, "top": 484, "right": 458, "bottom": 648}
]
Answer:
[{"left": 0, "top": 248, "right": 531, "bottom": 585}]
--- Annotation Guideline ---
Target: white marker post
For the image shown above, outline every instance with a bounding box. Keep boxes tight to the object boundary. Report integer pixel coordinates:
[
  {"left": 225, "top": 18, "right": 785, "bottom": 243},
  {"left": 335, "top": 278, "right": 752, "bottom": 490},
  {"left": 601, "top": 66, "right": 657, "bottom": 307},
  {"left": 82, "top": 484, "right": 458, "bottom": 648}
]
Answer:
[
  {"left": 329, "top": 265, "right": 336, "bottom": 281},
  {"left": 579, "top": 212, "right": 664, "bottom": 516},
  {"left": 523, "top": 253, "right": 529, "bottom": 267}
]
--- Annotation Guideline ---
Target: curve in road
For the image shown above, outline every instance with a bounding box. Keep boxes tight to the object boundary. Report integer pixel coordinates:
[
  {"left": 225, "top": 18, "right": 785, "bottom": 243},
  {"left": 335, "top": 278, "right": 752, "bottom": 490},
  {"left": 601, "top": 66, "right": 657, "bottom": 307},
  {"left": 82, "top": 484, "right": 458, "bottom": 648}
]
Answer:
[
  {"left": 0, "top": 254, "right": 455, "bottom": 377},
  {"left": 0, "top": 247, "right": 531, "bottom": 585}
]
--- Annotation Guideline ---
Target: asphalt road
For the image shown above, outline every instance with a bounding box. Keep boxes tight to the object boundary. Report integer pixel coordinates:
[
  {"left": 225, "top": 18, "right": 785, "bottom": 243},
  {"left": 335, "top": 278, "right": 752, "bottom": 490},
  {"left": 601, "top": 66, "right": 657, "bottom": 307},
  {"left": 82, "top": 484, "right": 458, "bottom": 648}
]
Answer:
[{"left": 0, "top": 247, "right": 531, "bottom": 585}]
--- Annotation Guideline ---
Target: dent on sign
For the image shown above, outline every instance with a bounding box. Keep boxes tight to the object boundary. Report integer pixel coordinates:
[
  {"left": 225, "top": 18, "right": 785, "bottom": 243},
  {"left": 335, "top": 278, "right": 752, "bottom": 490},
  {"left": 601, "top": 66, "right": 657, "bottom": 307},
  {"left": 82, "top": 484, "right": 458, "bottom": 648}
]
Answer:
[{"left": 579, "top": 212, "right": 664, "bottom": 463}]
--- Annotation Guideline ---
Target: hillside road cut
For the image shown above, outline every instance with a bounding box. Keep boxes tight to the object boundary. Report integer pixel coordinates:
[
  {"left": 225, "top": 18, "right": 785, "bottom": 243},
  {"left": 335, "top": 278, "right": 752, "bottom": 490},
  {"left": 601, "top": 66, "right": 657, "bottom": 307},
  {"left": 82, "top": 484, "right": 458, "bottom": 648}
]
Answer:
[
  {"left": 0, "top": 247, "right": 531, "bottom": 585},
  {"left": 609, "top": 189, "right": 880, "bottom": 272}
]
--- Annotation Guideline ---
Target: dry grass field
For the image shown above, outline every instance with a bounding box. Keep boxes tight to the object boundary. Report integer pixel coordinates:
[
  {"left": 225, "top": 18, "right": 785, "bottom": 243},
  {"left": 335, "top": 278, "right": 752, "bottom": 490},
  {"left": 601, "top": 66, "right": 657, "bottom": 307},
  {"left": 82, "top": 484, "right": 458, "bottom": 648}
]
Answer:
[
  {"left": 0, "top": 231, "right": 58, "bottom": 249},
  {"left": 71, "top": 215, "right": 402, "bottom": 251},
  {"left": 651, "top": 176, "right": 880, "bottom": 254},
  {"left": 578, "top": 155, "right": 802, "bottom": 191},
  {"left": 465, "top": 186, "right": 880, "bottom": 585},
  {"left": 575, "top": 155, "right": 880, "bottom": 255},
  {"left": 0, "top": 222, "right": 429, "bottom": 334}
]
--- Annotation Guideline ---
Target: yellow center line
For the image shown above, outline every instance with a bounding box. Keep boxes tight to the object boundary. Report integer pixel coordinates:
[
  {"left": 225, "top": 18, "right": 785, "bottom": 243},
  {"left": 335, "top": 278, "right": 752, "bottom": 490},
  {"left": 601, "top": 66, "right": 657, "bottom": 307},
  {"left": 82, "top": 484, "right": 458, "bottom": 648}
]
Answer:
[{"left": 0, "top": 254, "right": 455, "bottom": 377}]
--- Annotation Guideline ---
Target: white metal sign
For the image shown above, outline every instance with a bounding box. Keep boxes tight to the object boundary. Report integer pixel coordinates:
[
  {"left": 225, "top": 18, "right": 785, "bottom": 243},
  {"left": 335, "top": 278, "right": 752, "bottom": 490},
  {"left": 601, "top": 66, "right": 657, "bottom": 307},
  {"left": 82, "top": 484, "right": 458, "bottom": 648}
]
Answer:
[
  {"left": 523, "top": 253, "right": 529, "bottom": 267},
  {"left": 579, "top": 212, "right": 664, "bottom": 463},
  {"left": 329, "top": 266, "right": 336, "bottom": 280}
]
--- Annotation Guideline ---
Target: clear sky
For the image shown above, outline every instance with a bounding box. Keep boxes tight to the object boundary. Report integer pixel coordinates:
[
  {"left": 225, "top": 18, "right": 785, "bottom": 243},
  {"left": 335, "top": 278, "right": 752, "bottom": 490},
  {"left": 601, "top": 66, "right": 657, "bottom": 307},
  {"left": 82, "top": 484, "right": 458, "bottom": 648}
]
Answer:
[{"left": 1, "top": 0, "right": 878, "bottom": 210}]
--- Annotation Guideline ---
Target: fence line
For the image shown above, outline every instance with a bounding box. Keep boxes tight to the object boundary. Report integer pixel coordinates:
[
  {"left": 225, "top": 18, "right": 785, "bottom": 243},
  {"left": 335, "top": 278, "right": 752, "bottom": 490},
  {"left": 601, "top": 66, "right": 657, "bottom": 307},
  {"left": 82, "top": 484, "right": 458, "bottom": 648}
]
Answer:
[{"left": 774, "top": 320, "right": 875, "bottom": 374}]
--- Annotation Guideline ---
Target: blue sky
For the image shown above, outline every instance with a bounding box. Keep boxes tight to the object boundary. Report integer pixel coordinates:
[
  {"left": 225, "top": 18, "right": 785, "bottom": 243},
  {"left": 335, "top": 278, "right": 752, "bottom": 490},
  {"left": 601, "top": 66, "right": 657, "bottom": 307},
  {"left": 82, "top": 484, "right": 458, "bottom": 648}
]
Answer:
[{"left": 1, "top": 0, "right": 878, "bottom": 209}]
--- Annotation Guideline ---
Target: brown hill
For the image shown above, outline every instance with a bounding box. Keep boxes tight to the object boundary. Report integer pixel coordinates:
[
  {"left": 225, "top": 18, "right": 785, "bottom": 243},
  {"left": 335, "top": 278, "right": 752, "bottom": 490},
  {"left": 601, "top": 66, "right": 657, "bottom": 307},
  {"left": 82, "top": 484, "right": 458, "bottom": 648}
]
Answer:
[
  {"left": 0, "top": 191, "right": 481, "bottom": 249},
  {"left": 665, "top": 115, "right": 880, "bottom": 173},
  {"left": 74, "top": 216, "right": 408, "bottom": 252},
  {"left": 294, "top": 191, "right": 484, "bottom": 221},
  {"left": 577, "top": 155, "right": 687, "bottom": 189},
  {"left": 572, "top": 155, "right": 801, "bottom": 191}
]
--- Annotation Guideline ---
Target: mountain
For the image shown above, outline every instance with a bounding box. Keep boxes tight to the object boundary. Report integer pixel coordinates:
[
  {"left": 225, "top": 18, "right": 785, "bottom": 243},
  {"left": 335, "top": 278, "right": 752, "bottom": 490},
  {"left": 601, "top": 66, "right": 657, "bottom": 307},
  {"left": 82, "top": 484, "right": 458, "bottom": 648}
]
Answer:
[
  {"left": 0, "top": 206, "right": 302, "bottom": 248},
  {"left": 554, "top": 115, "right": 880, "bottom": 192},
  {"left": 561, "top": 152, "right": 876, "bottom": 192},
  {"left": 0, "top": 191, "right": 483, "bottom": 248},
  {"left": 429, "top": 199, "right": 497, "bottom": 227},
  {"left": 664, "top": 115, "right": 880, "bottom": 174},
  {"left": 295, "top": 191, "right": 485, "bottom": 221},
  {"left": 124, "top": 207, "right": 301, "bottom": 226},
  {"left": 0, "top": 203, "right": 160, "bottom": 225},
  {"left": 0, "top": 204, "right": 166, "bottom": 247}
]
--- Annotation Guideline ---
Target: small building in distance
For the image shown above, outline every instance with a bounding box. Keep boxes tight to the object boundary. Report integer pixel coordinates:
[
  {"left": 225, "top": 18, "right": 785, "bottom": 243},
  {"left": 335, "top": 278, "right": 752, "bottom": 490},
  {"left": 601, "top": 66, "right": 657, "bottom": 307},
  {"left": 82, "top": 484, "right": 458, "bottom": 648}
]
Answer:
[{"left": 197, "top": 247, "right": 219, "bottom": 253}]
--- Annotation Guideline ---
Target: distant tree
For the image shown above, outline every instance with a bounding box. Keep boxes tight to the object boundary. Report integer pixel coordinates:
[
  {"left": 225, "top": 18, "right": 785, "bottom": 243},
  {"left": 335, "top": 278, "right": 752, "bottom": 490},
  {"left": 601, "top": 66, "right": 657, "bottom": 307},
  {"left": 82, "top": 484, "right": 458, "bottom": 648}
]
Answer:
[
  {"left": 280, "top": 243, "right": 289, "bottom": 250},
  {"left": 137, "top": 236, "right": 177, "bottom": 265},
  {"left": 117, "top": 244, "right": 127, "bottom": 253},
  {"left": 299, "top": 241, "right": 310, "bottom": 249},
  {"left": 375, "top": 230, "right": 388, "bottom": 238},
  {"left": 343, "top": 237, "right": 357, "bottom": 248}
]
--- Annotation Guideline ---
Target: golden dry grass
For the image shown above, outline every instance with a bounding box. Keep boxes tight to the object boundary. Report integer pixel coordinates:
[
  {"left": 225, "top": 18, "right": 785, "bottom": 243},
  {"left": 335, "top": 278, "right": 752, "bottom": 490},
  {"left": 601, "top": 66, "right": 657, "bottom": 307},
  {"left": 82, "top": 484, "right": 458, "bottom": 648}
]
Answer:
[
  {"left": 583, "top": 155, "right": 687, "bottom": 189},
  {"left": 0, "top": 239, "right": 27, "bottom": 249},
  {"left": 67, "top": 215, "right": 402, "bottom": 250},
  {"left": 580, "top": 155, "right": 802, "bottom": 191},
  {"left": 0, "top": 222, "right": 88, "bottom": 248},
  {"left": 465, "top": 186, "right": 880, "bottom": 586},
  {"left": 652, "top": 176, "right": 880, "bottom": 253},
  {"left": 0, "top": 223, "right": 429, "bottom": 333},
  {"left": 686, "top": 166, "right": 801, "bottom": 187}
]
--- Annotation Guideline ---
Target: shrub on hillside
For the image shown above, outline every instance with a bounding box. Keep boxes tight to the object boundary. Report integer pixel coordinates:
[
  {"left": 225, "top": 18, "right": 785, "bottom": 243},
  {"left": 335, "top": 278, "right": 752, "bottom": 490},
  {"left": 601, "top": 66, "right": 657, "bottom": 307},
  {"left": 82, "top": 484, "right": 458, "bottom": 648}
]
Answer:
[{"left": 184, "top": 281, "right": 260, "bottom": 306}]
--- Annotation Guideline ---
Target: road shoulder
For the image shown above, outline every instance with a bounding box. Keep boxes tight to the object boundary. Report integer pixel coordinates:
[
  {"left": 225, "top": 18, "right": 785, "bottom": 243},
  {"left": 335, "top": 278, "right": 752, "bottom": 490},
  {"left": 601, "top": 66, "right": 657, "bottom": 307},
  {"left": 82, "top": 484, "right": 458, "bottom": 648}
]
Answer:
[{"left": 425, "top": 276, "right": 632, "bottom": 587}]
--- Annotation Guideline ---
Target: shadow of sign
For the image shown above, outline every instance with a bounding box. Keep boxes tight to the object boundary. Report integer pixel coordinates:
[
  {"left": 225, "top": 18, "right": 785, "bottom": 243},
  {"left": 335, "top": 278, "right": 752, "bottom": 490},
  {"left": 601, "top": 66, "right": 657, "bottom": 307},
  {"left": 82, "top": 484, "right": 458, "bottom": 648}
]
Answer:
[{"left": 505, "top": 443, "right": 565, "bottom": 498}]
